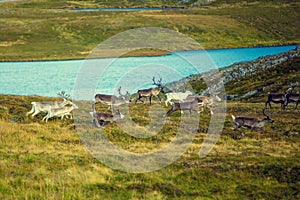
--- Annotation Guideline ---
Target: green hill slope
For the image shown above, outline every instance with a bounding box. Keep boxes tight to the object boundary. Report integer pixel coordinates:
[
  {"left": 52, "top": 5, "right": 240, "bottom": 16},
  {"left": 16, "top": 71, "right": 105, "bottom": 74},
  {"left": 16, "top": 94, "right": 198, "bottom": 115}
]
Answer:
[{"left": 0, "top": 1, "right": 299, "bottom": 61}]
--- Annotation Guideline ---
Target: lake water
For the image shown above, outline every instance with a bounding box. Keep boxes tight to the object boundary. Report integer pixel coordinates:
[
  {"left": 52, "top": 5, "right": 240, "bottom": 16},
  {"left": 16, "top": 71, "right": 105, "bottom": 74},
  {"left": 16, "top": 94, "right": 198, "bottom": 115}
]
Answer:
[{"left": 0, "top": 45, "right": 295, "bottom": 100}]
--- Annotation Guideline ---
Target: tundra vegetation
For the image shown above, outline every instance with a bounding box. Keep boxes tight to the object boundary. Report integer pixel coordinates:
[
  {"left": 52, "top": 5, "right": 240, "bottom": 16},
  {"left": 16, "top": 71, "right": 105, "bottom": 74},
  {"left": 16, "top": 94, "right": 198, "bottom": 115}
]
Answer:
[
  {"left": 0, "top": 0, "right": 299, "bottom": 199},
  {"left": 0, "top": 54, "right": 299, "bottom": 199}
]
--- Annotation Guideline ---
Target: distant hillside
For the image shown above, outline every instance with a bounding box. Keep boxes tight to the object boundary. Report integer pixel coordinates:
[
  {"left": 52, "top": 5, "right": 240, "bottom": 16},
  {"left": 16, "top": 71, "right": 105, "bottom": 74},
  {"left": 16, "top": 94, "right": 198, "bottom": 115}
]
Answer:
[{"left": 1, "top": 0, "right": 298, "bottom": 60}]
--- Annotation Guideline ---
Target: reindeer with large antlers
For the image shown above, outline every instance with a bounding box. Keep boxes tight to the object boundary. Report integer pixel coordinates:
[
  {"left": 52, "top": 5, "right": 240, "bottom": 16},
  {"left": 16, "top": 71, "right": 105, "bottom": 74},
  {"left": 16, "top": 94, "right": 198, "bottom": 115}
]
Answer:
[
  {"left": 135, "top": 77, "right": 163, "bottom": 105},
  {"left": 231, "top": 108, "right": 274, "bottom": 139},
  {"left": 94, "top": 86, "right": 131, "bottom": 112}
]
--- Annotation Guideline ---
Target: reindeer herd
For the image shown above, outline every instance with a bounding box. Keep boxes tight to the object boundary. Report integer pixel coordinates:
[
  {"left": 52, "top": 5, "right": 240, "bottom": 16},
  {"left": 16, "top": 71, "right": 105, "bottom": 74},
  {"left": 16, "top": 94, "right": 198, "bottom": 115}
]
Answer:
[
  {"left": 232, "top": 92, "right": 299, "bottom": 138},
  {"left": 89, "top": 77, "right": 222, "bottom": 127},
  {"left": 26, "top": 77, "right": 299, "bottom": 139}
]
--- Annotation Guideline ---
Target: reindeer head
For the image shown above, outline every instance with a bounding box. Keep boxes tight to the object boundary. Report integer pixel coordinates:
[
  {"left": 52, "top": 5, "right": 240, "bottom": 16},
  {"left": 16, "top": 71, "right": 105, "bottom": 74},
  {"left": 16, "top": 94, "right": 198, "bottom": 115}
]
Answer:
[
  {"left": 152, "top": 77, "right": 163, "bottom": 92},
  {"left": 118, "top": 86, "right": 132, "bottom": 102},
  {"left": 71, "top": 102, "right": 79, "bottom": 109}
]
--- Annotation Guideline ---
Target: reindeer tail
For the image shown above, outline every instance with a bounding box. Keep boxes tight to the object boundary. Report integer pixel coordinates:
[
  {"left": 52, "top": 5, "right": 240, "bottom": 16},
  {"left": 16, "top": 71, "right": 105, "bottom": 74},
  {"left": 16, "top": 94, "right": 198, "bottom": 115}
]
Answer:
[{"left": 231, "top": 115, "right": 235, "bottom": 121}]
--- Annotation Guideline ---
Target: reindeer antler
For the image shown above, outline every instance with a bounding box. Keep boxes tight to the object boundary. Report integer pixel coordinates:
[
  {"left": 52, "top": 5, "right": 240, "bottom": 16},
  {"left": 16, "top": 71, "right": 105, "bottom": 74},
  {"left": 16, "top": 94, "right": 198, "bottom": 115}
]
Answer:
[
  {"left": 262, "top": 108, "right": 273, "bottom": 117},
  {"left": 117, "top": 86, "right": 123, "bottom": 96},
  {"left": 118, "top": 86, "right": 130, "bottom": 98},
  {"left": 262, "top": 108, "right": 267, "bottom": 116},
  {"left": 57, "top": 91, "right": 71, "bottom": 99},
  {"left": 152, "top": 77, "right": 162, "bottom": 86}
]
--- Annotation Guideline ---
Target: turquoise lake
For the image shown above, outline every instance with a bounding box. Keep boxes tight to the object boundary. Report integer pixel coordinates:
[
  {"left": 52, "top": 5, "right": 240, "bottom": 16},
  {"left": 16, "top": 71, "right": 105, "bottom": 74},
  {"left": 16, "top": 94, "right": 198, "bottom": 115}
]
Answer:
[{"left": 0, "top": 45, "right": 296, "bottom": 100}]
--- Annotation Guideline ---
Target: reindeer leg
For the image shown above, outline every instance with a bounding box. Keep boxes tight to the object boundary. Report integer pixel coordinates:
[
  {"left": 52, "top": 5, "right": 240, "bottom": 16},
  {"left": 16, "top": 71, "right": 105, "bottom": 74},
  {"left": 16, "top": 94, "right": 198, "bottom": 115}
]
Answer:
[
  {"left": 207, "top": 105, "right": 214, "bottom": 115},
  {"left": 26, "top": 106, "right": 35, "bottom": 116},
  {"left": 93, "top": 118, "right": 102, "bottom": 128},
  {"left": 199, "top": 106, "right": 204, "bottom": 113},
  {"left": 31, "top": 111, "right": 40, "bottom": 118},
  {"left": 192, "top": 107, "right": 199, "bottom": 114},
  {"left": 265, "top": 101, "right": 272, "bottom": 109},
  {"left": 135, "top": 95, "right": 142, "bottom": 104},
  {"left": 105, "top": 105, "right": 111, "bottom": 112},
  {"left": 233, "top": 127, "right": 238, "bottom": 140},
  {"left": 166, "top": 107, "right": 174, "bottom": 117},
  {"left": 44, "top": 115, "right": 50, "bottom": 122},
  {"left": 157, "top": 95, "right": 161, "bottom": 103},
  {"left": 149, "top": 96, "right": 152, "bottom": 105}
]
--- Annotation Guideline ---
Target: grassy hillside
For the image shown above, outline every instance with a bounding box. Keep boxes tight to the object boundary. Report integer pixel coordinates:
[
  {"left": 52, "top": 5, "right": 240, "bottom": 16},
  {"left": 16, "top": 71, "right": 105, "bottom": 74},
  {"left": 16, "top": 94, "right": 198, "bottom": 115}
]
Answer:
[
  {"left": 225, "top": 54, "right": 300, "bottom": 102},
  {"left": 0, "top": 1, "right": 299, "bottom": 61},
  {"left": 0, "top": 55, "right": 299, "bottom": 199}
]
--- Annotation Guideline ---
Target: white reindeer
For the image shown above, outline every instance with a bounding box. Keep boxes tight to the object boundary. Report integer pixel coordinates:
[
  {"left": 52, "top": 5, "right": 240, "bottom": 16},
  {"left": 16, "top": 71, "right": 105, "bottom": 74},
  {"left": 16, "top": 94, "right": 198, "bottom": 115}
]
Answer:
[
  {"left": 165, "top": 91, "right": 193, "bottom": 106},
  {"left": 26, "top": 98, "right": 72, "bottom": 118},
  {"left": 42, "top": 103, "right": 78, "bottom": 122}
]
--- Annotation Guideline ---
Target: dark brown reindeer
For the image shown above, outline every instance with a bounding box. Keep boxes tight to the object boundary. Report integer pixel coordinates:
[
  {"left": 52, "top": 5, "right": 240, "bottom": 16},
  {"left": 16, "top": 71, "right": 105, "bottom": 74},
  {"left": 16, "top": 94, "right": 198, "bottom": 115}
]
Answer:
[
  {"left": 90, "top": 109, "right": 124, "bottom": 127},
  {"left": 231, "top": 108, "right": 274, "bottom": 139},
  {"left": 93, "top": 86, "right": 131, "bottom": 111},
  {"left": 284, "top": 93, "right": 300, "bottom": 109},
  {"left": 135, "top": 77, "right": 163, "bottom": 105},
  {"left": 265, "top": 93, "right": 286, "bottom": 109},
  {"left": 165, "top": 98, "right": 201, "bottom": 117}
]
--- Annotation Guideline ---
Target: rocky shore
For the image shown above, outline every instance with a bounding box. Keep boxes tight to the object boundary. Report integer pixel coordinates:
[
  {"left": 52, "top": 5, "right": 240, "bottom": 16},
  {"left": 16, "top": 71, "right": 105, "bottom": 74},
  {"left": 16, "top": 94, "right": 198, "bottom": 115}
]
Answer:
[{"left": 166, "top": 46, "right": 299, "bottom": 99}]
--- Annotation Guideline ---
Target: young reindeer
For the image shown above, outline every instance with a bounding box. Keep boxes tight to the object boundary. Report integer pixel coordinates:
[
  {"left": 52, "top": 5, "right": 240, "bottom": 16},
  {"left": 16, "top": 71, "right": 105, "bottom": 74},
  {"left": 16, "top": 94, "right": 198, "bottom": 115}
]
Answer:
[
  {"left": 135, "top": 77, "right": 163, "bottom": 105},
  {"left": 94, "top": 86, "right": 131, "bottom": 111},
  {"left": 43, "top": 102, "right": 79, "bottom": 122},
  {"left": 90, "top": 109, "right": 124, "bottom": 128},
  {"left": 231, "top": 108, "right": 274, "bottom": 139},
  {"left": 165, "top": 98, "right": 201, "bottom": 117}
]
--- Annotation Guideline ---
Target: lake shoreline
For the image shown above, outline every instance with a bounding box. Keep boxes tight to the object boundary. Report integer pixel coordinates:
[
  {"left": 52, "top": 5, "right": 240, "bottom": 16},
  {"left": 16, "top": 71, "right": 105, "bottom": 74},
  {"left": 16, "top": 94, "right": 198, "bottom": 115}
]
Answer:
[
  {"left": 1, "top": 46, "right": 298, "bottom": 99},
  {"left": 0, "top": 44, "right": 297, "bottom": 63}
]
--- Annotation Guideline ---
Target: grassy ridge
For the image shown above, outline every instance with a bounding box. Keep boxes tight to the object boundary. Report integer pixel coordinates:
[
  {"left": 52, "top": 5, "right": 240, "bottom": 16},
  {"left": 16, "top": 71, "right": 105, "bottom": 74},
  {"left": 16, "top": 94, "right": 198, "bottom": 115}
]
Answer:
[
  {"left": 0, "top": 56, "right": 299, "bottom": 199},
  {"left": 0, "top": 1, "right": 299, "bottom": 61}
]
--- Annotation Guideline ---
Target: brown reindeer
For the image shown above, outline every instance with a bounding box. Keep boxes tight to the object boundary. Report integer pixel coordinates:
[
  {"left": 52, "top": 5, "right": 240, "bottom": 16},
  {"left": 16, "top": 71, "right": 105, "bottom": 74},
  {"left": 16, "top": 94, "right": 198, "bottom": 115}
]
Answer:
[
  {"left": 265, "top": 93, "right": 286, "bottom": 109},
  {"left": 135, "top": 77, "right": 163, "bottom": 105},
  {"left": 90, "top": 109, "right": 124, "bottom": 127},
  {"left": 284, "top": 93, "right": 300, "bottom": 109},
  {"left": 231, "top": 108, "right": 274, "bottom": 139},
  {"left": 165, "top": 98, "right": 201, "bottom": 117},
  {"left": 94, "top": 86, "right": 131, "bottom": 111}
]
